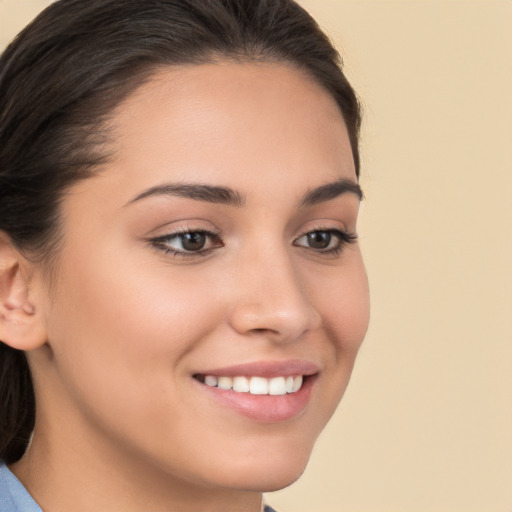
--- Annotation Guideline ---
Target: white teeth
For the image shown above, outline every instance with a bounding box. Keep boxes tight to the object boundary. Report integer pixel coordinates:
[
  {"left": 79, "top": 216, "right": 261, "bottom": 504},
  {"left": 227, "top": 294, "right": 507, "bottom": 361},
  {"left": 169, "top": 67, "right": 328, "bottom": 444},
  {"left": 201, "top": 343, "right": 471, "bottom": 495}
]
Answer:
[
  {"left": 292, "top": 375, "right": 303, "bottom": 393},
  {"left": 268, "top": 377, "right": 286, "bottom": 395},
  {"left": 249, "top": 376, "right": 269, "bottom": 395},
  {"left": 233, "top": 376, "right": 250, "bottom": 392},
  {"left": 285, "top": 376, "right": 294, "bottom": 393},
  {"left": 201, "top": 374, "right": 305, "bottom": 395},
  {"left": 204, "top": 375, "right": 218, "bottom": 387},
  {"left": 217, "top": 376, "right": 233, "bottom": 390}
]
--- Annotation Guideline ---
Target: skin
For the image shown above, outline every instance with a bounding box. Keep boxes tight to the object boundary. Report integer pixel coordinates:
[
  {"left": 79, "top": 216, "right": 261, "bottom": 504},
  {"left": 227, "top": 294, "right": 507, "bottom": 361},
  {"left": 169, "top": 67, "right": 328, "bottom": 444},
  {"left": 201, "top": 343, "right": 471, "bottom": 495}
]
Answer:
[{"left": 8, "top": 62, "right": 370, "bottom": 512}]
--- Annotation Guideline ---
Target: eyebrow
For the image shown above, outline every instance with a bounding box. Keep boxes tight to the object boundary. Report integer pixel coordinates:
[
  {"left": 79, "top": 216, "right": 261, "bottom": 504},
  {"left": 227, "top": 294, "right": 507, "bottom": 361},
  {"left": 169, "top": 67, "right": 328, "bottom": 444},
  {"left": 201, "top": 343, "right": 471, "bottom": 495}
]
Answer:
[
  {"left": 299, "top": 178, "right": 364, "bottom": 206},
  {"left": 126, "top": 183, "right": 245, "bottom": 207},
  {"left": 126, "top": 178, "right": 363, "bottom": 208}
]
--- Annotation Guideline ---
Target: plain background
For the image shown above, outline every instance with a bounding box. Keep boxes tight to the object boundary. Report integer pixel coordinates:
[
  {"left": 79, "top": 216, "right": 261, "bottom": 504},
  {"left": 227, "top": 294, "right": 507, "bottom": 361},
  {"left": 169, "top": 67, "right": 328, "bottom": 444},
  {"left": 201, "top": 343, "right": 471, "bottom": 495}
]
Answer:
[{"left": 1, "top": 1, "right": 511, "bottom": 511}]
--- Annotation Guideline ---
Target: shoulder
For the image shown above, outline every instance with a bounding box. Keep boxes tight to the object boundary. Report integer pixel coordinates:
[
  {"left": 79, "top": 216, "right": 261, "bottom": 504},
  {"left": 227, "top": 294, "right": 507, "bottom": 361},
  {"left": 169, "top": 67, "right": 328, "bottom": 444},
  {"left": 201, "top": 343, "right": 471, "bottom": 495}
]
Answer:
[
  {"left": 0, "top": 462, "right": 18, "bottom": 512},
  {"left": 0, "top": 462, "right": 42, "bottom": 512}
]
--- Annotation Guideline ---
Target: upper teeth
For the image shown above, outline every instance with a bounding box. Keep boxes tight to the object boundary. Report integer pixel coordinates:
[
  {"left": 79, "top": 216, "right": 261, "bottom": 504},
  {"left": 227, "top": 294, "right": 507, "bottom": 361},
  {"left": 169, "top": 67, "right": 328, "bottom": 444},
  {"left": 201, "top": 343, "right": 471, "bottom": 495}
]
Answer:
[{"left": 203, "top": 375, "right": 303, "bottom": 395}]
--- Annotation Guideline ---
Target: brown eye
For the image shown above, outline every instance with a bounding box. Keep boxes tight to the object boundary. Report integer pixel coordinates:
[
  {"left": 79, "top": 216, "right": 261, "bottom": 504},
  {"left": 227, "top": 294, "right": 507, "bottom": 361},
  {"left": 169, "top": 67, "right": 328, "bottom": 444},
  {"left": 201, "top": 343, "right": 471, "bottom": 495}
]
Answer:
[
  {"left": 150, "top": 229, "right": 222, "bottom": 256},
  {"left": 294, "top": 229, "right": 358, "bottom": 255},
  {"left": 180, "top": 232, "right": 207, "bottom": 251},
  {"left": 306, "top": 231, "right": 332, "bottom": 249}
]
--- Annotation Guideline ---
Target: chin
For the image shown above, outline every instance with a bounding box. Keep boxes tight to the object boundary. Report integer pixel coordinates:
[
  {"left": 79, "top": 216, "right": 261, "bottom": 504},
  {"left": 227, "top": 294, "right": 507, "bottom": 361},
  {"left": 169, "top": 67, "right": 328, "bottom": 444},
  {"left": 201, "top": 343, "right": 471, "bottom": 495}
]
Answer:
[
  {"left": 209, "top": 440, "right": 314, "bottom": 493},
  {"left": 223, "top": 464, "right": 308, "bottom": 493},
  {"left": 248, "top": 467, "right": 307, "bottom": 493}
]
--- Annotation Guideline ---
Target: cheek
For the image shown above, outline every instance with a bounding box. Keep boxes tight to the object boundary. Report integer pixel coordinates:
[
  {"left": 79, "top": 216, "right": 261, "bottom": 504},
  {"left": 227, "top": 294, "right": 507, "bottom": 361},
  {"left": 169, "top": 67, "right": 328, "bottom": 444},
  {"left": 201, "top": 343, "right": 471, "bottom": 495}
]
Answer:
[
  {"left": 298, "top": 253, "right": 369, "bottom": 419},
  {"left": 44, "top": 243, "right": 222, "bottom": 410},
  {"left": 314, "top": 255, "right": 370, "bottom": 356},
  {"left": 42, "top": 247, "right": 233, "bottom": 471}
]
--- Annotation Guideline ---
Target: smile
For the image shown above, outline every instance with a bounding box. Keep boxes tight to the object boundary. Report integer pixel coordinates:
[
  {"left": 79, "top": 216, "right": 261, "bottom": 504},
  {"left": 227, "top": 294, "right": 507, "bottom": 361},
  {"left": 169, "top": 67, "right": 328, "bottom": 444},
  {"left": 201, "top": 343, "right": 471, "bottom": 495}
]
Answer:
[
  {"left": 196, "top": 375, "right": 304, "bottom": 395},
  {"left": 192, "top": 360, "right": 319, "bottom": 422}
]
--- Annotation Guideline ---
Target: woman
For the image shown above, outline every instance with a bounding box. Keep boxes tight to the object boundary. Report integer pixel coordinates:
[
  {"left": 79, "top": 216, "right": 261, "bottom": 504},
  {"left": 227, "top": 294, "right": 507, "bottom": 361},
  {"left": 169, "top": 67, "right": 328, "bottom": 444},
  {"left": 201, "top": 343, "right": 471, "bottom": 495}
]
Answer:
[{"left": 0, "top": 0, "right": 369, "bottom": 510}]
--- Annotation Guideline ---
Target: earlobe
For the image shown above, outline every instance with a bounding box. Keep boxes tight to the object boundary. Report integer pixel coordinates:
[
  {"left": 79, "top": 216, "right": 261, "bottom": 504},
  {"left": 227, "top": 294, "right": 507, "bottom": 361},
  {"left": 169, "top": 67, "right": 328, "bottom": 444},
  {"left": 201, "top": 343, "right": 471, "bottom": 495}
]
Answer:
[{"left": 0, "top": 232, "right": 47, "bottom": 351}]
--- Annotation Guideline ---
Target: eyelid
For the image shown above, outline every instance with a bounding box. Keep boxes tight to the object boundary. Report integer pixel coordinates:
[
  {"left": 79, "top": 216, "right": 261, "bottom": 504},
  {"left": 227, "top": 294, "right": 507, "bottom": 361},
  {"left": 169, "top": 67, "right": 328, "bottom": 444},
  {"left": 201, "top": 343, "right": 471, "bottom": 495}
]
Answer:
[
  {"left": 146, "top": 222, "right": 357, "bottom": 259},
  {"left": 148, "top": 227, "right": 223, "bottom": 258},
  {"left": 293, "top": 220, "right": 356, "bottom": 240},
  {"left": 293, "top": 226, "right": 358, "bottom": 255},
  {"left": 294, "top": 227, "right": 358, "bottom": 243}
]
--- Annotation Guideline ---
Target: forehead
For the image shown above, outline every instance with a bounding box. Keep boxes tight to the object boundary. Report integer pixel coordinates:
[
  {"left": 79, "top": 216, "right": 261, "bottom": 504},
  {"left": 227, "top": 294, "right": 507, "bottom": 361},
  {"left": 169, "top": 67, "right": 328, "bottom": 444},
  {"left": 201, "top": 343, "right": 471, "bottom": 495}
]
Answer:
[
  {"left": 116, "top": 60, "right": 342, "bottom": 125},
  {"left": 95, "top": 61, "right": 356, "bottom": 204}
]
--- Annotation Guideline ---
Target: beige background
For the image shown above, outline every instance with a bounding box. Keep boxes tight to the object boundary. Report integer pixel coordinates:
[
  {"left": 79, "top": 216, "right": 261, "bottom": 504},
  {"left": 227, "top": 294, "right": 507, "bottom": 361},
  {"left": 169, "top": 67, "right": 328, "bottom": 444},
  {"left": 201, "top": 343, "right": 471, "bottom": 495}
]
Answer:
[{"left": 1, "top": 1, "right": 511, "bottom": 511}]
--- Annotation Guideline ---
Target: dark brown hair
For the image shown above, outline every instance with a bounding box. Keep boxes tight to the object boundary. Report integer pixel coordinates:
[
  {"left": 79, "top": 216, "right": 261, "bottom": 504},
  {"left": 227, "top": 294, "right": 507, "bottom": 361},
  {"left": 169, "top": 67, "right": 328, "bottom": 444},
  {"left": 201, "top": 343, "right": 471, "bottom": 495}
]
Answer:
[{"left": 0, "top": 0, "right": 362, "bottom": 463}]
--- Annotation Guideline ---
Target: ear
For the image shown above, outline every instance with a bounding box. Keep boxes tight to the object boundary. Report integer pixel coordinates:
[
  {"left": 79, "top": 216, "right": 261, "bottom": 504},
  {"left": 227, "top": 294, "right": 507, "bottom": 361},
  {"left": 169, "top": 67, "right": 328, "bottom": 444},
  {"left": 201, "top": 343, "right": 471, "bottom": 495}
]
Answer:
[{"left": 0, "top": 232, "right": 47, "bottom": 351}]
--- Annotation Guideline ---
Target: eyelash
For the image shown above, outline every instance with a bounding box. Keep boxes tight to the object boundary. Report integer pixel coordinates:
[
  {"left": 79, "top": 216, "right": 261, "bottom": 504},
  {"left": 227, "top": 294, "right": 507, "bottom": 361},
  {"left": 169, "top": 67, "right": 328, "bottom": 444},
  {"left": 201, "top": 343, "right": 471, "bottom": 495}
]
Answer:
[
  {"left": 293, "top": 228, "right": 358, "bottom": 256},
  {"left": 149, "top": 228, "right": 223, "bottom": 258},
  {"left": 148, "top": 227, "right": 358, "bottom": 258}
]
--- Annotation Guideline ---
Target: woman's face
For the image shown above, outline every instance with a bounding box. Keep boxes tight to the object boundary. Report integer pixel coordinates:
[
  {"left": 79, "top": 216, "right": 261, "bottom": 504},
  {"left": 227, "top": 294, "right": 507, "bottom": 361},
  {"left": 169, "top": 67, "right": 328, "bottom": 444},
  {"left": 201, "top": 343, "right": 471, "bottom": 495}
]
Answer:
[{"left": 35, "top": 62, "right": 369, "bottom": 491}]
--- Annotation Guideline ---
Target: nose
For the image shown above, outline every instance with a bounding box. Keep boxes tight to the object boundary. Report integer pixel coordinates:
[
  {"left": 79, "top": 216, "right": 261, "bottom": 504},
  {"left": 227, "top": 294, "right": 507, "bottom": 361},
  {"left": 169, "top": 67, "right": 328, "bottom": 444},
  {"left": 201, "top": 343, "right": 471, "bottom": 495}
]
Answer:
[{"left": 227, "top": 247, "right": 321, "bottom": 343}]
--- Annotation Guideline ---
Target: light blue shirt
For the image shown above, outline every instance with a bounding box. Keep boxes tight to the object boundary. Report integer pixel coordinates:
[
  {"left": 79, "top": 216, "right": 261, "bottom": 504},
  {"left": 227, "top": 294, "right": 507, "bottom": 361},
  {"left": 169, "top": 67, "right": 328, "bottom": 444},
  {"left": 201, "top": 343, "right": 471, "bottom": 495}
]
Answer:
[{"left": 0, "top": 462, "right": 42, "bottom": 512}]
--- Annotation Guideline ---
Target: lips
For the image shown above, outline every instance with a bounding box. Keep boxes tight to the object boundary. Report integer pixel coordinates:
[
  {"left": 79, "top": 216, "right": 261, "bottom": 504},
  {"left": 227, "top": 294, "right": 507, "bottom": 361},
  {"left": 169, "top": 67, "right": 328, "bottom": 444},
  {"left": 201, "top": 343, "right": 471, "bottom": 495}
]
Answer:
[{"left": 193, "top": 360, "right": 319, "bottom": 422}]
